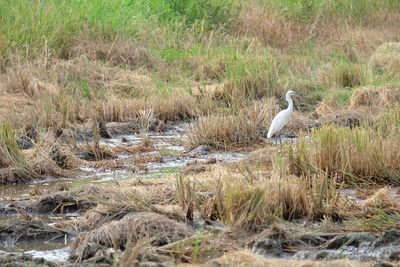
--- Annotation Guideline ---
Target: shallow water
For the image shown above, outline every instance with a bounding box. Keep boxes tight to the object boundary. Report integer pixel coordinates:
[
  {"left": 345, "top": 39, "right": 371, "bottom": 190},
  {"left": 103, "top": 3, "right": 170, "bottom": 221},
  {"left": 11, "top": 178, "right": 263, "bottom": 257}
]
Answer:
[
  {"left": 1, "top": 124, "right": 245, "bottom": 200},
  {"left": 0, "top": 123, "right": 246, "bottom": 262},
  {"left": 1, "top": 243, "right": 70, "bottom": 262}
]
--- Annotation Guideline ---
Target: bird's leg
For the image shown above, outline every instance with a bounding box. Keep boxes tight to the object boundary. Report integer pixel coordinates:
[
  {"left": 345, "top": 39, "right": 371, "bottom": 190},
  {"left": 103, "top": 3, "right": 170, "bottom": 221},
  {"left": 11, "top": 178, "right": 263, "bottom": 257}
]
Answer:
[{"left": 279, "top": 133, "right": 283, "bottom": 146}]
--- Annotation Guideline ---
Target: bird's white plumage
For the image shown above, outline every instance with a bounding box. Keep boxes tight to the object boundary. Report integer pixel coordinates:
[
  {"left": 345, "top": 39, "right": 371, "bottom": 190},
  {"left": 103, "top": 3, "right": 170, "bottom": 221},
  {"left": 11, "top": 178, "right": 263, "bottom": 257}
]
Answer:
[
  {"left": 267, "top": 109, "right": 291, "bottom": 138},
  {"left": 267, "top": 90, "right": 298, "bottom": 139}
]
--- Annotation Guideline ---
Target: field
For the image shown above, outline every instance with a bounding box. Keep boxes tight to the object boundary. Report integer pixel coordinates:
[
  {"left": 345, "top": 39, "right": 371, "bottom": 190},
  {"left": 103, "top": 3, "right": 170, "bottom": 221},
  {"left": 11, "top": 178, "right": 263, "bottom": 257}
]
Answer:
[{"left": 1, "top": 0, "right": 400, "bottom": 266}]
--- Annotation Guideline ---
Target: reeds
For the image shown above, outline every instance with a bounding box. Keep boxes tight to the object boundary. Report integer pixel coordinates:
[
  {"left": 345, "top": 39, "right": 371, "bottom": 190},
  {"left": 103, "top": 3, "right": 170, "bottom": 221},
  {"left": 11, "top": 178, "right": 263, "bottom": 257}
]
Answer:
[
  {"left": 188, "top": 99, "right": 278, "bottom": 149},
  {"left": 176, "top": 158, "right": 345, "bottom": 231},
  {"left": 289, "top": 125, "right": 400, "bottom": 184},
  {"left": 188, "top": 114, "right": 261, "bottom": 149}
]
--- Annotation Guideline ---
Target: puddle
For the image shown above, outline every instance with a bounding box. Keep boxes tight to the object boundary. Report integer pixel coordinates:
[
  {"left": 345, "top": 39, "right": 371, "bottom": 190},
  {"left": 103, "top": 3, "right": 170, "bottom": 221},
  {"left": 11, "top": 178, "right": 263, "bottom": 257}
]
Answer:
[
  {"left": 1, "top": 123, "right": 245, "bottom": 201},
  {"left": 262, "top": 137, "right": 298, "bottom": 145},
  {"left": 340, "top": 187, "right": 400, "bottom": 205},
  {"left": 1, "top": 243, "right": 70, "bottom": 262},
  {"left": 0, "top": 123, "right": 246, "bottom": 262}
]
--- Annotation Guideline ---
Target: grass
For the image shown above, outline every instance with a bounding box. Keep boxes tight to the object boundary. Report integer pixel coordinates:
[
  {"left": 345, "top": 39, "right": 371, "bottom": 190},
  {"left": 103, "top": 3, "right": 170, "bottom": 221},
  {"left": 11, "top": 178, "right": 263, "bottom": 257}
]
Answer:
[
  {"left": 289, "top": 125, "right": 400, "bottom": 185},
  {"left": 1, "top": 0, "right": 400, "bottom": 265},
  {"left": 0, "top": 123, "right": 28, "bottom": 170},
  {"left": 176, "top": 157, "right": 345, "bottom": 232}
]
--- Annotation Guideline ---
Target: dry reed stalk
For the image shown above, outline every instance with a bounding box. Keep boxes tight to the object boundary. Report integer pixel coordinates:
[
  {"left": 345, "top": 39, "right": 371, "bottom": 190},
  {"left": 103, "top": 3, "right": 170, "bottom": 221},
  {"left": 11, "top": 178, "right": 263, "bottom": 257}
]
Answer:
[{"left": 70, "top": 212, "right": 194, "bottom": 262}]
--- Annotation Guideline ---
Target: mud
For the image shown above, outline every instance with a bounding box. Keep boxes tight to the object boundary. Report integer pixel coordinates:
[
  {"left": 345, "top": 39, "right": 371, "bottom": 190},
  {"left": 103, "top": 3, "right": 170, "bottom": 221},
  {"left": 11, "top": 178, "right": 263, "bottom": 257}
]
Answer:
[
  {"left": 0, "top": 121, "right": 399, "bottom": 266},
  {"left": 0, "top": 218, "right": 72, "bottom": 248},
  {"left": 0, "top": 122, "right": 248, "bottom": 264}
]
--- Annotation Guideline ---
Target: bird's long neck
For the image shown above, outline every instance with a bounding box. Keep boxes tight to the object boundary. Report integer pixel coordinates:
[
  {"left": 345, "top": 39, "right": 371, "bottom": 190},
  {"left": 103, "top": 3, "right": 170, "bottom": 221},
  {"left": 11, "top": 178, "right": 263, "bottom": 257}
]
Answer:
[{"left": 286, "top": 96, "right": 293, "bottom": 112}]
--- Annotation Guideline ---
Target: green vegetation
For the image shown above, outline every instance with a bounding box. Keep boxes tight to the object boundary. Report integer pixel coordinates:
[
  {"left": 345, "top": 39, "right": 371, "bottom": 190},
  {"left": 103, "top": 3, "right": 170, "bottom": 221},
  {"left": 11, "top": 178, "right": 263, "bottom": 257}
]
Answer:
[{"left": 1, "top": 0, "right": 400, "bottom": 265}]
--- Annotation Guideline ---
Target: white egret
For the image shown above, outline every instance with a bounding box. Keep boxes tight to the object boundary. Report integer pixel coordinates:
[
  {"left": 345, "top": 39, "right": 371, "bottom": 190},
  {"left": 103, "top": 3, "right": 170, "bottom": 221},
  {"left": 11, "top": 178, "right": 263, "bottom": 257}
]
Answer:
[{"left": 267, "top": 90, "right": 300, "bottom": 143}]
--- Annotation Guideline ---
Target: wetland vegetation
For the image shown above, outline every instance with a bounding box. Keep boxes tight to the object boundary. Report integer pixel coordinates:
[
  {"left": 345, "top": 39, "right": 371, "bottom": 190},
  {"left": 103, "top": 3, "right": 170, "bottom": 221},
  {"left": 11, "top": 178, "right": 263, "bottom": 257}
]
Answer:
[{"left": 1, "top": 0, "right": 400, "bottom": 266}]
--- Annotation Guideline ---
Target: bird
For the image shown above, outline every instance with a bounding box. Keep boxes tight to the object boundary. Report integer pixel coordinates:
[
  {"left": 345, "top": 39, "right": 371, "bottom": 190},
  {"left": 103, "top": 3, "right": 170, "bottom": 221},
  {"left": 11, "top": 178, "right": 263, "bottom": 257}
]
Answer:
[{"left": 267, "top": 90, "right": 300, "bottom": 144}]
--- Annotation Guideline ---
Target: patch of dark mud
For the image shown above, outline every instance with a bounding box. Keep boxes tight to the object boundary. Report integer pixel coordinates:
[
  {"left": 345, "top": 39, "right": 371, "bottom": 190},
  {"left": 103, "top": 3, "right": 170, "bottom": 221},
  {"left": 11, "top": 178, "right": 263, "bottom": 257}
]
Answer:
[
  {"left": 0, "top": 185, "right": 104, "bottom": 216},
  {"left": 74, "top": 120, "right": 170, "bottom": 142},
  {"left": 70, "top": 212, "right": 194, "bottom": 262},
  {"left": 184, "top": 144, "right": 211, "bottom": 157},
  {"left": 0, "top": 200, "right": 28, "bottom": 215},
  {"left": 0, "top": 218, "right": 71, "bottom": 248},
  {"left": 319, "top": 110, "right": 363, "bottom": 129},
  {"left": 0, "top": 254, "right": 58, "bottom": 267},
  {"left": 0, "top": 252, "right": 112, "bottom": 267},
  {"left": 0, "top": 168, "right": 33, "bottom": 185},
  {"left": 73, "top": 146, "right": 117, "bottom": 161},
  {"left": 28, "top": 185, "right": 103, "bottom": 214},
  {"left": 252, "top": 229, "right": 400, "bottom": 262}
]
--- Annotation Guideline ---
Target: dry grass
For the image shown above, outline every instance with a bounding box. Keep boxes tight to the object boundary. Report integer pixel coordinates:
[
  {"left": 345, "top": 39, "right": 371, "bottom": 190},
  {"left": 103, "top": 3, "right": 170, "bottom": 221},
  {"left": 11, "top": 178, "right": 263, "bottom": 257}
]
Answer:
[
  {"left": 315, "top": 96, "right": 341, "bottom": 116},
  {"left": 0, "top": 53, "right": 200, "bottom": 135},
  {"left": 95, "top": 98, "right": 147, "bottom": 123},
  {"left": 112, "top": 144, "right": 153, "bottom": 154},
  {"left": 79, "top": 130, "right": 117, "bottom": 161},
  {"left": 69, "top": 37, "right": 153, "bottom": 68},
  {"left": 369, "top": 42, "right": 400, "bottom": 78},
  {"left": 205, "top": 250, "right": 373, "bottom": 267},
  {"left": 151, "top": 94, "right": 199, "bottom": 121},
  {"left": 176, "top": 161, "right": 346, "bottom": 231},
  {"left": 70, "top": 212, "right": 194, "bottom": 262},
  {"left": 362, "top": 187, "right": 400, "bottom": 214},
  {"left": 188, "top": 99, "right": 278, "bottom": 149},
  {"left": 188, "top": 115, "right": 261, "bottom": 149},
  {"left": 331, "top": 63, "right": 365, "bottom": 88},
  {"left": 235, "top": 147, "right": 277, "bottom": 170},
  {"left": 235, "top": 2, "right": 307, "bottom": 48},
  {"left": 289, "top": 125, "right": 400, "bottom": 184},
  {"left": 349, "top": 85, "right": 400, "bottom": 112},
  {"left": 0, "top": 123, "right": 70, "bottom": 183}
]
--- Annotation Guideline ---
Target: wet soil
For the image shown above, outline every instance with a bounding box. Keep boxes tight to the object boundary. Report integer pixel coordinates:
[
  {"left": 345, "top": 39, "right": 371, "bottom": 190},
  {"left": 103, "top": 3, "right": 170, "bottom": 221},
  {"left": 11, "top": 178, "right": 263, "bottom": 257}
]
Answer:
[
  {"left": 0, "top": 121, "right": 399, "bottom": 266},
  {"left": 0, "top": 122, "right": 247, "bottom": 263}
]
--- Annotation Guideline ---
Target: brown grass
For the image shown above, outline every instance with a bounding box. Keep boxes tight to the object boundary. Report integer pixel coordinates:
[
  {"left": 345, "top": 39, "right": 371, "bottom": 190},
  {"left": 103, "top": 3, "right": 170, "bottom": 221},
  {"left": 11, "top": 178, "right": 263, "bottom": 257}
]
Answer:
[
  {"left": 315, "top": 96, "right": 341, "bottom": 116},
  {"left": 235, "top": 2, "right": 307, "bottom": 48},
  {"left": 79, "top": 131, "right": 117, "bottom": 162},
  {"left": 234, "top": 147, "right": 276, "bottom": 170},
  {"left": 188, "top": 99, "right": 278, "bottom": 149},
  {"left": 188, "top": 114, "right": 261, "bottom": 149},
  {"left": 176, "top": 162, "right": 346, "bottom": 231},
  {"left": 69, "top": 37, "right": 153, "bottom": 69},
  {"left": 206, "top": 250, "right": 373, "bottom": 267},
  {"left": 289, "top": 125, "right": 400, "bottom": 184},
  {"left": 349, "top": 85, "right": 400, "bottom": 112},
  {"left": 332, "top": 63, "right": 365, "bottom": 88},
  {"left": 369, "top": 42, "right": 400, "bottom": 78},
  {"left": 362, "top": 187, "right": 400, "bottom": 214},
  {"left": 70, "top": 212, "right": 194, "bottom": 262},
  {"left": 0, "top": 53, "right": 200, "bottom": 134},
  {"left": 112, "top": 144, "right": 153, "bottom": 154},
  {"left": 151, "top": 94, "right": 199, "bottom": 121}
]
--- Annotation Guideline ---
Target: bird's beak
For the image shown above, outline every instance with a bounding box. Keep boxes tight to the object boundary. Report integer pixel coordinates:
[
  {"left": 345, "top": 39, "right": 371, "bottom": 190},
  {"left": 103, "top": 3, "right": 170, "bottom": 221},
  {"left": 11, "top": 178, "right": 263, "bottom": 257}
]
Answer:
[{"left": 294, "top": 92, "right": 303, "bottom": 97}]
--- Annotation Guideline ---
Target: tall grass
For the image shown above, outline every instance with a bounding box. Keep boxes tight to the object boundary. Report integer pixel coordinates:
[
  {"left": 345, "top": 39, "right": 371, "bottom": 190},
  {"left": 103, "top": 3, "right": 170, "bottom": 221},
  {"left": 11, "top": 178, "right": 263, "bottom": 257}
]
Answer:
[
  {"left": 178, "top": 159, "right": 345, "bottom": 231},
  {"left": 0, "top": 0, "right": 236, "bottom": 54},
  {"left": 271, "top": 0, "right": 400, "bottom": 21},
  {"left": 289, "top": 125, "right": 400, "bottom": 185},
  {"left": 0, "top": 123, "right": 28, "bottom": 169}
]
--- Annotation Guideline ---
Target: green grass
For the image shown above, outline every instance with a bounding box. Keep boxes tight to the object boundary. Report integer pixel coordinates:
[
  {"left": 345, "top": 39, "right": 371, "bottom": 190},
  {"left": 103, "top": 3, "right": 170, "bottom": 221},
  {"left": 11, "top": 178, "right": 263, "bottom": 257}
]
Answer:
[
  {"left": 0, "top": 0, "right": 399, "bottom": 124},
  {"left": 333, "top": 88, "right": 354, "bottom": 106},
  {"left": 271, "top": 0, "right": 400, "bottom": 21},
  {"left": 0, "top": 0, "right": 236, "bottom": 55},
  {"left": 0, "top": 123, "right": 28, "bottom": 169}
]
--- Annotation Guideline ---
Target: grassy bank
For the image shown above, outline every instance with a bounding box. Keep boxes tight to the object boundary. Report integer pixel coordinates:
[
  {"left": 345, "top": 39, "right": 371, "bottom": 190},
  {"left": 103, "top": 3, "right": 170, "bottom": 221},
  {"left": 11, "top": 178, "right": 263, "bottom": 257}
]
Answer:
[{"left": 1, "top": 0, "right": 400, "bottom": 265}]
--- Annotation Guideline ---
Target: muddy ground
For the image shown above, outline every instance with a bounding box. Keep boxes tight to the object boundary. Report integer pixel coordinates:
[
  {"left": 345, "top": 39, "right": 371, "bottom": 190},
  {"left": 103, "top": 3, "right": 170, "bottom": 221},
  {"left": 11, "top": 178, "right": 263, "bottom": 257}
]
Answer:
[{"left": 0, "top": 121, "right": 399, "bottom": 267}]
